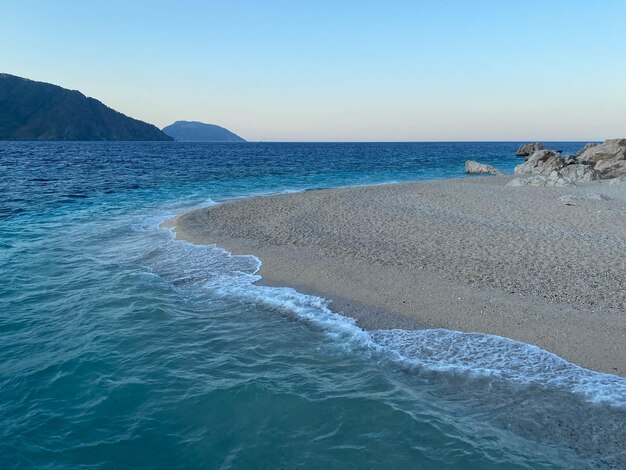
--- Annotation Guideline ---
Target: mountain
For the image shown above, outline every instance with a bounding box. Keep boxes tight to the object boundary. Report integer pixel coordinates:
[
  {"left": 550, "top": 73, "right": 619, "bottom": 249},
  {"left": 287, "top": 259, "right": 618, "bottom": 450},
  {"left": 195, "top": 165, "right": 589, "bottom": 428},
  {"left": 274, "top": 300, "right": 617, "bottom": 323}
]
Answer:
[
  {"left": 162, "top": 121, "right": 246, "bottom": 142},
  {"left": 0, "top": 73, "right": 172, "bottom": 141}
]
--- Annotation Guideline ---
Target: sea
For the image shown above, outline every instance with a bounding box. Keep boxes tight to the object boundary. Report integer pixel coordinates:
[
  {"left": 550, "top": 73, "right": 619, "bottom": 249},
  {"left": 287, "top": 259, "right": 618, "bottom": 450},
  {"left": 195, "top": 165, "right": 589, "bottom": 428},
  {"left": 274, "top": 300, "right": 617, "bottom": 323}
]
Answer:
[{"left": 1, "top": 141, "right": 625, "bottom": 469}]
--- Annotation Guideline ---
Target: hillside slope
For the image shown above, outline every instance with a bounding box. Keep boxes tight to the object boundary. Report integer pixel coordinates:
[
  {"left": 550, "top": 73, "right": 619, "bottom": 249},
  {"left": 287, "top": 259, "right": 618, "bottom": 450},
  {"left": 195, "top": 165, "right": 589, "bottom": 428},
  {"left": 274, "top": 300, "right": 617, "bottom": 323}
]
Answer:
[{"left": 0, "top": 74, "right": 172, "bottom": 141}]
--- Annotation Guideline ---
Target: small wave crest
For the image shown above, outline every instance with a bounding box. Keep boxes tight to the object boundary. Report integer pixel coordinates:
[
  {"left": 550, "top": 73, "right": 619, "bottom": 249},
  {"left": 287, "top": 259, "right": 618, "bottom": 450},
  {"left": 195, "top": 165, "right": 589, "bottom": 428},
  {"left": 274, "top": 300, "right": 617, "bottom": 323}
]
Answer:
[
  {"left": 221, "top": 277, "right": 626, "bottom": 409},
  {"left": 372, "top": 329, "right": 626, "bottom": 407}
]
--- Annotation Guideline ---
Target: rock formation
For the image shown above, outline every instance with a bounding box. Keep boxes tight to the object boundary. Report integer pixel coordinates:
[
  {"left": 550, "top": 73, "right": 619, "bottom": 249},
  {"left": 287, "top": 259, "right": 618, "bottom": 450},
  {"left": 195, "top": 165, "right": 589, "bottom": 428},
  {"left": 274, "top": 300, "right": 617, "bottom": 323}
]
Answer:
[
  {"left": 576, "top": 139, "right": 626, "bottom": 179},
  {"left": 577, "top": 139, "right": 626, "bottom": 165},
  {"left": 575, "top": 143, "right": 598, "bottom": 157},
  {"left": 594, "top": 160, "right": 626, "bottom": 179},
  {"left": 509, "top": 139, "right": 624, "bottom": 187},
  {"left": 464, "top": 160, "right": 504, "bottom": 175},
  {"left": 515, "top": 142, "right": 546, "bottom": 157},
  {"left": 514, "top": 150, "right": 567, "bottom": 175},
  {"left": 558, "top": 164, "right": 599, "bottom": 183}
]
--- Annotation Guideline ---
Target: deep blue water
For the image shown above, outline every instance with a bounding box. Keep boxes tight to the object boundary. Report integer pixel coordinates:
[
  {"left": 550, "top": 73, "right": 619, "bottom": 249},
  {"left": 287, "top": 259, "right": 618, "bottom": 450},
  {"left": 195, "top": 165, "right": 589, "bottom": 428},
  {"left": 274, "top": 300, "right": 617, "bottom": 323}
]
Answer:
[{"left": 1, "top": 142, "right": 625, "bottom": 469}]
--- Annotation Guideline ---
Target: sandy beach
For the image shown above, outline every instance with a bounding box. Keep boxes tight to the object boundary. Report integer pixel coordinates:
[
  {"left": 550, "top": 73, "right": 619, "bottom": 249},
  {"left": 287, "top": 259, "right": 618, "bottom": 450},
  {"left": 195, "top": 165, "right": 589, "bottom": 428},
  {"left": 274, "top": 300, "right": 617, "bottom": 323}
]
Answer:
[{"left": 166, "top": 176, "right": 626, "bottom": 377}]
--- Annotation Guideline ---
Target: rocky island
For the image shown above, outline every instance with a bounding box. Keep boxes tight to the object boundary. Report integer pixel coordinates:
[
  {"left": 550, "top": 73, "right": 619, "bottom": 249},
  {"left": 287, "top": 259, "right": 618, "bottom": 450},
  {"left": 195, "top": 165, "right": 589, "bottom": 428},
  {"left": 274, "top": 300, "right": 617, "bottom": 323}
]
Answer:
[{"left": 162, "top": 121, "right": 246, "bottom": 142}]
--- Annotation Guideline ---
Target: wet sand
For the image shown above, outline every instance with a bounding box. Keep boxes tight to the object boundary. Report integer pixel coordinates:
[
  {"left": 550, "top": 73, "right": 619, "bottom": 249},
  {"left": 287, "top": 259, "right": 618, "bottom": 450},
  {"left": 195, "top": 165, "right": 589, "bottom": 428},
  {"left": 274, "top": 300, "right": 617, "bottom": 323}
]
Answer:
[{"left": 164, "top": 176, "right": 626, "bottom": 376}]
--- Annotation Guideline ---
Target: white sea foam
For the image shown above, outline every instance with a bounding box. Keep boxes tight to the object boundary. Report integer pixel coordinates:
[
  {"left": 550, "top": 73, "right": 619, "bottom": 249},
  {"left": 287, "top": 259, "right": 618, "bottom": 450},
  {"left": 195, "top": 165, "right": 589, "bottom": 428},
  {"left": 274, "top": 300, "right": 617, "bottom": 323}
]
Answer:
[
  {"left": 371, "top": 329, "right": 626, "bottom": 407},
  {"left": 222, "top": 277, "right": 626, "bottom": 408},
  {"left": 174, "top": 197, "right": 218, "bottom": 212}
]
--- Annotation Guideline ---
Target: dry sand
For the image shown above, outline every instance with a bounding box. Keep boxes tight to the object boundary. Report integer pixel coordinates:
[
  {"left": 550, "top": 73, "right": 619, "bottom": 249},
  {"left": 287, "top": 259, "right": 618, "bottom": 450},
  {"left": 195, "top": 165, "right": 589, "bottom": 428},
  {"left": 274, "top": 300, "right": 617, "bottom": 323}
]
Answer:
[{"left": 165, "top": 176, "right": 626, "bottom": 376}]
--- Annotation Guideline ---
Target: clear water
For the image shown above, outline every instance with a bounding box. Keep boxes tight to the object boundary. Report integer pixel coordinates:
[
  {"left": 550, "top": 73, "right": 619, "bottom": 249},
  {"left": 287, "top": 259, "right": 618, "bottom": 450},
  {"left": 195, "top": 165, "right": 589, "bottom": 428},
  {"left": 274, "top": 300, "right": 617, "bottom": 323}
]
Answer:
[{"left": 1, "top": 142, "right": 625, "bottom": 469}]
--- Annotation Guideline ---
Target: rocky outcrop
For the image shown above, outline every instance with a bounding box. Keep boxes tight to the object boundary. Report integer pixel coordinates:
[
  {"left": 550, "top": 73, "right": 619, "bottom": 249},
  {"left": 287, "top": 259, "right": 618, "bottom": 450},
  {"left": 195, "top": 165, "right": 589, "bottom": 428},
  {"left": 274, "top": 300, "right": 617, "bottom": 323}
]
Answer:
[
  {"left": 465, "top": 160, "right": 504, "bottom": 175},
  {"left": 594, "top": 160, "right": 626, "bottom": 179},
  {"left": 508, "top": 165, "right": 598, "bottom": 188},
  {"left": 509, "top": 138, "right": 626, "bottom": 188},
  {"left": 558, "top": 164, "right": 599, "bottom": 183},
  {"left": 546, "top": 170, "right": 577, "bottom": 187},
  {"left": 514, "top": 150, "right": 567, "bottom": 175},
  {"left": 575, "top": 143, "right": 598, "bottom": 157},
  {"left": 515, "top": 142, "right": 545, "bottom": 157},
  {"left": 562, "top": 155, "right": 577, "bottom": 166},
  {"left": 577, "top": 138, "right": 626, "bottom": 165}
]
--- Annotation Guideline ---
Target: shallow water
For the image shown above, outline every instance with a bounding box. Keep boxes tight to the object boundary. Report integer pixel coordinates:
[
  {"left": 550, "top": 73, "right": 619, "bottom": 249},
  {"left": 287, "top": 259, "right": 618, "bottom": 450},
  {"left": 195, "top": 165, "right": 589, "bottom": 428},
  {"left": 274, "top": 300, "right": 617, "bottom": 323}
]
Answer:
[{"left": 1, "top": 142, "right": 625, "bottom": 469}]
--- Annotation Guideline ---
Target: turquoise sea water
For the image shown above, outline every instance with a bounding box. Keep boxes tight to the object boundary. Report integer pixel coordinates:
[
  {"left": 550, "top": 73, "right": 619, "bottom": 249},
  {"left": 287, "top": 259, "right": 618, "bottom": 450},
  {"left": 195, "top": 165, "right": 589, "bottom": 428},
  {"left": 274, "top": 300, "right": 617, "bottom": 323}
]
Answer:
[{"left": 1, "top": 142, "right": 625, "bottom": 469}]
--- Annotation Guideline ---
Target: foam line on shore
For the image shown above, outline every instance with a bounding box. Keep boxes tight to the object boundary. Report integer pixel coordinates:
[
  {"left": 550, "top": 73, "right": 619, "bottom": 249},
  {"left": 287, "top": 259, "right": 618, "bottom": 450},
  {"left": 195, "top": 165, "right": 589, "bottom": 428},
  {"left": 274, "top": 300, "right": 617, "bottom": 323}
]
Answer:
[{"left": 157, "top": 222, "right": 626, "bottom": 409}]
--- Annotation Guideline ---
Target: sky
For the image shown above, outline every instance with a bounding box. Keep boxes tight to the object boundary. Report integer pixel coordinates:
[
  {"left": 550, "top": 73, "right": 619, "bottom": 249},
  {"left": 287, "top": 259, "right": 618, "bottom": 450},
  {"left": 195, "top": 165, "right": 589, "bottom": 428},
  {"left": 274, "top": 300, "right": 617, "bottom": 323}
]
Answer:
[{"left": 1, "top": 1, "right": 625, "bottom": 141}]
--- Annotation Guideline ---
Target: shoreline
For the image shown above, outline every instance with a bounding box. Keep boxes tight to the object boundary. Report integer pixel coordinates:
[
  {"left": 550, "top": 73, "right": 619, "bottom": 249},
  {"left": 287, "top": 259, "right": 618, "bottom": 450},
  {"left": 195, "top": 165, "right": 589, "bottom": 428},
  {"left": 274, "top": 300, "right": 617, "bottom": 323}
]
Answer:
[{"left": 163, "top": 176, "right": 626, "bottom": 377}]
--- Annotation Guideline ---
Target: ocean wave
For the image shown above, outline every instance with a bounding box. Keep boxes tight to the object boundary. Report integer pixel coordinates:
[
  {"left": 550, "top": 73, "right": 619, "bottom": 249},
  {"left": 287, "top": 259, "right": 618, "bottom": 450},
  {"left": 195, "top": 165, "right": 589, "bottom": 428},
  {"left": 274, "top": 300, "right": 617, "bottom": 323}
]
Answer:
[
  {"left": 372, "top": 329, "right": 626, "bottom": 407},
  {"left": 225, "top": 278, "right": 626, "bottom": 409}
]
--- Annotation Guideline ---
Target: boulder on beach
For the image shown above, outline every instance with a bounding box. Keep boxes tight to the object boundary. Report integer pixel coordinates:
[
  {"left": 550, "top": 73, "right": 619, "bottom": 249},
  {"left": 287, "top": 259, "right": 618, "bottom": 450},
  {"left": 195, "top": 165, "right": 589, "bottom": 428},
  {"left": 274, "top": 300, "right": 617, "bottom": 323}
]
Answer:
[
  {"left": 509, "top": 163, "right": 598, "bottom": 187},
  {"left": 514, "top": 150, "right": 567, "bottom": 176},
  {"left": 558, "top": 164, "right": 599, "bottom": 183},
  {"left": 545, "top": 170, "right": 576, "bottom": 187},
  {"left": 509, "top": 138, "right": 626, "bottom": 189},
  {"left": 515, "top": 142, "right": 545, "bottom": 157},
  {"left": 577, "top": 138, "right": 626, "bottom": 165},
  {"left": 594, "top": 160, "right": 626, "bottom": 179},
  {"left": 464, "top": 160, "right": 504, "bottom": 176},
  {"left": 575, "top": 143, "right": 598, "bottom": 157}
]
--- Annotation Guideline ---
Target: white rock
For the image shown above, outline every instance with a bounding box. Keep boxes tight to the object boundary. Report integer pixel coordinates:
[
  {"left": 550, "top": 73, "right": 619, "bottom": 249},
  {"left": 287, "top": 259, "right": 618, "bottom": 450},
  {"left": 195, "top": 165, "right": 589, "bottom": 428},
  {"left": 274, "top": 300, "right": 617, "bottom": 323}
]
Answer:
[
  {"left": 546, "top": 170, "right": 575, "bottom": 187},
  {"left": 594, "top": 160, "right": 626, "bottom": 179},
  {"left": 577, "top": 138, "right": 626, "bottom": 165},
  {"left": 464, "top": 160, "right": 505, "bottom": 175},
  {"left": 575, "top": 142, "right": 598, "bottom": 157},
  {"left": 558, "top": 164, "right": 599, "bottom": 183},
  {"left": 515, "top": 150, "right": 567, "bottom": 175}
]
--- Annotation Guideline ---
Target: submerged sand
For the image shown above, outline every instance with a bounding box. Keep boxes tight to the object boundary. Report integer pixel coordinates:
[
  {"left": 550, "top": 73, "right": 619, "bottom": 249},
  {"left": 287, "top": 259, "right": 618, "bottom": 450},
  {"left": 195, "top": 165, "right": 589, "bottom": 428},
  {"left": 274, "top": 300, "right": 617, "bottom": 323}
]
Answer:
[{"left": 165, "top": 176, "right": 626, "bottom": 376}]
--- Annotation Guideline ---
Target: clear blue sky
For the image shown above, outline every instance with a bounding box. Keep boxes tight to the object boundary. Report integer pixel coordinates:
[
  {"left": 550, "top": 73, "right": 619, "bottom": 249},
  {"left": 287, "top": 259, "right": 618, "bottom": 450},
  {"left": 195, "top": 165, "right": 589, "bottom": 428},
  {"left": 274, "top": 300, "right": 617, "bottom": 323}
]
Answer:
[{"left": 2, "top": 1, "right": 625, "bottom": 141}]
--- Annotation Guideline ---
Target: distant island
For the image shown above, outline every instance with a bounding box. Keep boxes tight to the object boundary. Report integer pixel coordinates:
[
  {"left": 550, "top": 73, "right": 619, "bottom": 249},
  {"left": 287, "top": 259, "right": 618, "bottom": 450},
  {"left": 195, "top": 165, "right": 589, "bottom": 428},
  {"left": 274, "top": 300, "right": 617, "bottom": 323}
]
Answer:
[
  {"left": 162, "top": 121, "right": 246, "bottom": 142},
  {"left": 0, "top": 73, "right": 172, "bottom": 141}
]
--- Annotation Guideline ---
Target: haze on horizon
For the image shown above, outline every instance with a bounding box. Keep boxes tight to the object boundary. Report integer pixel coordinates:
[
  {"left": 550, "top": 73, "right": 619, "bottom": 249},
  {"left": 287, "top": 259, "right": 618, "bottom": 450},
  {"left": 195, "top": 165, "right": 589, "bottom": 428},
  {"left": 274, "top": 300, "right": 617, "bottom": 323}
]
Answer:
[{"left": 2, "top": 0, "right": 625, "bottom": 142}]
